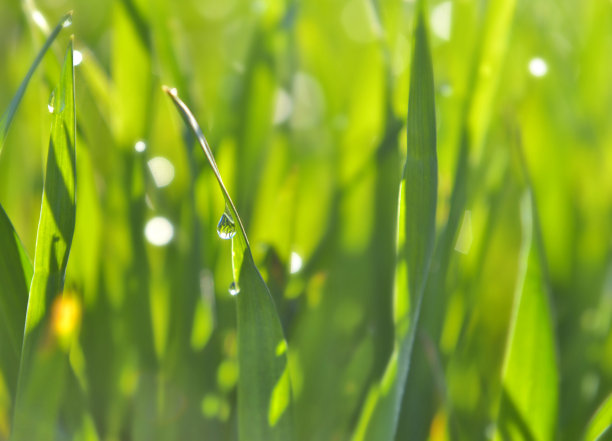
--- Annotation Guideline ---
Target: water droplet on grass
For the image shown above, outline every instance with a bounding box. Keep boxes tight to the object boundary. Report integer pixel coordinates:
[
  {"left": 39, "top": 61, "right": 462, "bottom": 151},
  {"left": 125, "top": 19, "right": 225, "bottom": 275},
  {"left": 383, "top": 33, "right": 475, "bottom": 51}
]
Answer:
[
  {"left": 62, "top": 15, "right": 72, "bottom": 28},
  {"left": 228, "top": 281, "right": 240, "bottom": 296},
  {"left": 217, "top": 210, "right": 236, "bottom": 240},
  {"left": 48, "top": 90, "right": 55, "bottom": 113}
]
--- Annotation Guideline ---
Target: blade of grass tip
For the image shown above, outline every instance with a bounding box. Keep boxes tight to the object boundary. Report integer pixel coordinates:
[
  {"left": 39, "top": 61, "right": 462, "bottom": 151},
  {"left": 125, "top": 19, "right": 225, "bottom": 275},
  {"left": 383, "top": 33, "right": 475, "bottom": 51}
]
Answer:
[
  {"left": 0, "top": 11, "right": 73, "bottom": 154},
  {"left": 163, "top": 85, "right": 248, "bottom": 279},
  {"left": 11, "top": 40, "right": 76, "bottom": 441},
  {"left": 582, "top": 393, "right": 612, "bottom": 441},
  {"left": 163, "top": 86, "right": 294, "bottom": 441},
  {"left": 352, "top": 3, "right": 437, "bottom": 440},
  {"left": 0, "top": 205, "right": 33, "bottom": 401}
]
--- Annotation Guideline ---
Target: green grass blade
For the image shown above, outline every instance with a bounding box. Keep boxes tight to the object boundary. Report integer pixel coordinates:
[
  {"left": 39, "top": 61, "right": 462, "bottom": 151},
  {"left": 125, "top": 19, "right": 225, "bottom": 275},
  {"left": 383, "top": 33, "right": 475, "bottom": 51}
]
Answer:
[
  {"left": 352, "top": 5, "right": 437, "bottom": 440},
  {"left": 493, "top": 190, "right": 558, "bottom": 441},
  {"left": 236, "top": 250, "right": 294, "bottom": 441},
  {"left": 0, "top": 204, "right": 32, "bottom": 401},
  {"left": 11, "top": 40, "right": 76, "bottom": 440},
  {"left": 163, "top": 87, "right": 294, "bottom": 441},
  {"left": 583, "top": 393, "right": 612, "bottom": 441},
  {"left": 0, "top": 11, "right": 72, "bottom": 154},
  {"left": 403, "top": 8, "right": 438, "bottom": 313},
  {"left": 162, "top": 87, "right": 247, "bottom": 244}
]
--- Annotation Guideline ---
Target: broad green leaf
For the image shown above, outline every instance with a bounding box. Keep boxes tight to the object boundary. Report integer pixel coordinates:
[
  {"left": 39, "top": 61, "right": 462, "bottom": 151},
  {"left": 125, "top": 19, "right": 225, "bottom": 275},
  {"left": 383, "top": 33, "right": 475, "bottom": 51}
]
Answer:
[
  {"left": 0, "top": 12, "right": 72, "bottom": 154},
  {"left": 11, "top": 41, "right": 76, "bottom": 440},
  {"left": 164, "top": 87, "right": 294, "bottom": 441},
  {"left": 493, "top": 191, "right": 558, "bottom": 441},
  {"left": 352, "top": 5, "right": 437, "bottom": 440},
  {"left": 583, "top": 393, "right": 612, "bottom": 441},
  {"left": 0, "top": 204, "right": 32, "bottom": 400}
]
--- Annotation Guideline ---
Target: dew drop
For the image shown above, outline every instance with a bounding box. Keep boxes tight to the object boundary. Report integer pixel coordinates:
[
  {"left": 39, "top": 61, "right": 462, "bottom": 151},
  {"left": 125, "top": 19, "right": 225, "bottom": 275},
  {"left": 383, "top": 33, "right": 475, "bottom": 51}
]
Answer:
[
  {"left": 47, "top": 90, "right": 55, "bottom": 113},
  {"left": 62, "top": 15, "right": 73, "bottom": 28},
  {"left": 216, "top": 210, "right": 236, "bottom": 240},
  {"left": 228, "top": 281, "right": 240, "bottom": 296}
]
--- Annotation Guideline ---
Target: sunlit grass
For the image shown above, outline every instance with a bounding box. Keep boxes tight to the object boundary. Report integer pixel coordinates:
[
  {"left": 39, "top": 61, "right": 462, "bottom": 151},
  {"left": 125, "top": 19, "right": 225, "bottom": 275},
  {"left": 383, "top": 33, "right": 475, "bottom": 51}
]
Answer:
[{"left": 0, "top": 0, "right": 611, "bottom": 440}]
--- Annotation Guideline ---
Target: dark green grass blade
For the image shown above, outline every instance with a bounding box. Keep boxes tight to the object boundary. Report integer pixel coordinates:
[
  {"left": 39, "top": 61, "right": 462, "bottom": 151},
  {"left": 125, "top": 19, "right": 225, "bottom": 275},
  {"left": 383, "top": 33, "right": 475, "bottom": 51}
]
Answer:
[
  {"left": 163, "top": 87, "right": 294, "bottom": 441},
  {"left": 583, "top": 393, "right": 612, "bottom": 441},
  {"left": 352, "top": 5, "right": 437, "bottom": 440},
  {"left": 397, "top": 0, "right": 519, "bottom": 435},
  {"left": 403, "top": 10, "right": 438, "bottom": 310},
  {"left": 0, "top": 11, "right": 72, "bottom": 154},
  {"left": 0, "top": 205, "right": 32, "bottom": 400},
  {"left": 11, "top": 41, "right": 76, "bottom": 440},
  {"left": 236, "top": 250, "right": 293, "bottom": 441}
]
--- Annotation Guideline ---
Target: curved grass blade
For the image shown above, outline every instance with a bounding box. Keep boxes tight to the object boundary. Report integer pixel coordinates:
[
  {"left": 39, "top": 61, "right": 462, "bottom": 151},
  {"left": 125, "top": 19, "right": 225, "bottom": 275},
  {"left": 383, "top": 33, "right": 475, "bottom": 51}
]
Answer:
[
  {"left": 0, "top": 11, "right": 73, "bottom": 154},
  {"left": 163, "top": 86, "right": 294, "bottom": 441},
  {"left": 583, "top": 393, "right": 612, "bottom": 441},
  {"left": 352, "top": 5, "right": 437, "bottom": 440},
  {"left": 490, "top": 133, "right": 558, "bottom": 441},
  {"left": 493, "top": 190, "right": 558, "bottom": 441},
  {"left": 11, "top": 40, "right": 76, "bottom": 440},
  {"left": 0, "top": 205, "right": 32, "bottom": 401}
]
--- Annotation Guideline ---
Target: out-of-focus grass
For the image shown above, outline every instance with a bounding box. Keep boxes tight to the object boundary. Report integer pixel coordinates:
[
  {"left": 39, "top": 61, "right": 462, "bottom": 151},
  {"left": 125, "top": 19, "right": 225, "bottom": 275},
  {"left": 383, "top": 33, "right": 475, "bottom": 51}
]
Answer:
[{"left": 0, "top": 0, "right": 611, "bottom": 440}]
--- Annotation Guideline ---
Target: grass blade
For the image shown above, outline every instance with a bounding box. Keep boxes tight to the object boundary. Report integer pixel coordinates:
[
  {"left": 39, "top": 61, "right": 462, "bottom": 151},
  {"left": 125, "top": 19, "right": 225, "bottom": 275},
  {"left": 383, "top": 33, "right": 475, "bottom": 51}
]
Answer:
[
  {"left": 0, "top": 205, "right": 32, "bottom": 402},
  {"left": 11, "top": 40, "right": 76, "bottom": 440},
  {"left": 163, "top": 87, "right": 294, "bottom": 441},
  {"left": 0, "top": 11, "right": 72, "bottom": 154},
  {"left": 352, "top": 5, "right": 437, "bottom": 440},
  {"left": 493, "top": 190, "right": 558, "bottom": 441},
  {"left": 583, "top": 393, "right": 612, "bottom": 441}
]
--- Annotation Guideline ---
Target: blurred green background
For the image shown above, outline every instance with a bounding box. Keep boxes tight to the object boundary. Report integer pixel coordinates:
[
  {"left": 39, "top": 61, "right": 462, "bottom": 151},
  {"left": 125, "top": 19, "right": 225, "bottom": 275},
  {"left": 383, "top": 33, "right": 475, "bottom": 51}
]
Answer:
[{"left": 0, "top": 0, "right": 611, "bottom": 439}]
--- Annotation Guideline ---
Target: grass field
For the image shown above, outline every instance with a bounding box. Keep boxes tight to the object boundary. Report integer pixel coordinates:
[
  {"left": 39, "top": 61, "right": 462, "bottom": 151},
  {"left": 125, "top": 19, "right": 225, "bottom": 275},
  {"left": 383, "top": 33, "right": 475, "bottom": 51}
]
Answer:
[{"left": 1, "top": 0, "right": 611, "bottom": 440}]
